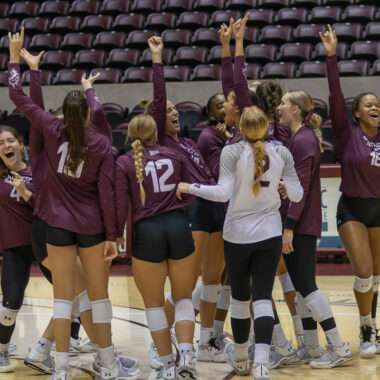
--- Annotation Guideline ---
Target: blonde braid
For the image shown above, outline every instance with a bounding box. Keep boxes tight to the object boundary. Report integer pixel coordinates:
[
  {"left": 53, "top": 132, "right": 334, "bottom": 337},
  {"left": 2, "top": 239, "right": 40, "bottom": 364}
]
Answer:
[
  {"left": 252, "top": 140, "right": 267, "bottom": 196},
  {"left": 132, "top": 139, "right": 146, "bottom": 206}
]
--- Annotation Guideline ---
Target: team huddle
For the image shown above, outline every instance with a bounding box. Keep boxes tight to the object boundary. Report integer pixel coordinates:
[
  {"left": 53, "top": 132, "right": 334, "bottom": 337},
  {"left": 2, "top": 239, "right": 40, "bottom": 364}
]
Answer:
[{"left": 1, "top": 12, "right": 380, "bottom": 380}]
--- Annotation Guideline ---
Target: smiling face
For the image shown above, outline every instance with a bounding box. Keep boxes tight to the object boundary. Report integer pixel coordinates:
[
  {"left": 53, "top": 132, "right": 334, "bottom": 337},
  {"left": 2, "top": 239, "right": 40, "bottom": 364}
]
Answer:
[
  {"left": 223, "top": 91, "right": 240, "bottom": 127},
  {"left": 209, "top": 94, "right": 226, "bottom": 123},
  {"left": 165, "top": 100, "right": 180, "bottom": 137},
  {"left": 0, "top": 130, "right": 24, "bottom": 171},
  {"left": 277, "top": 93, "right": 298, "bottom": 127},
  {"left": 355, "top": 94, "right": 380, "bottom": 130}
]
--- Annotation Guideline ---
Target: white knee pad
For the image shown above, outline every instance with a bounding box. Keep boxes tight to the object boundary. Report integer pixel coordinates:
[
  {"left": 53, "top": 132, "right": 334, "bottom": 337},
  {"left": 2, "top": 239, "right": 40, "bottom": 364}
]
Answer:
[
  {"left": 201, "top": 283, "right": 222, "bottom": 303},
  {"left": 167, "top": 293, "right": 174, "bottom": 306},
  {"left": 174, "top": 299, "right": 195, "bottom": 325},
  {"left": 305, "top": 290, "right": 333, "bottom": 323},
  {"left": 91, "top": 299, "right": 112, "bottom": 324},
  {"left": 373, "top": 275, "right": 380, "bottom": 293},
  {"left": 217, "top": 286, "right": 231, "bottom": 311},
  {"left": 294, "top": 292, "right": 310, "bottom": 319},
  {"left": 53, "top": 299, "right": 73, "bottom": 320},
  {"left": 253, "top": 299, "right": 274, "bottom": 320},
  {"left": 278, "top": 272, "right": 295, "bottom": 293},
  {"left": 72, "top": 296, "right": 80, "bottom": 318},
  {"left": 354, "top": 275, "right": 373, "bottom": 293},
  {"left": 230, "top": 298, "right": 251, "bottom": 320},
  {"left": 0, "top": 307, "right": 19, "bottom": 327},
  {"left": 192, "top": 282, "right": 202, "bottom": 311},
  {"left": 146, "top": 307, "right": 168, "bottom": 332},
  {"left": 79, "top": 290, "right": 92, "bottom": 313}
]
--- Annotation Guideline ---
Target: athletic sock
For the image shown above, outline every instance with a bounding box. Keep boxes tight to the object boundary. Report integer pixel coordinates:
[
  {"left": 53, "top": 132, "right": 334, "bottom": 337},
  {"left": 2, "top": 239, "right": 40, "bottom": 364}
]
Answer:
[
  {"left": 214, "top": 320, "right": 224, "bottom": 337},
  {"left": 200, "top": 327, "right": 214, "bottom": 344},
  {"left": 325, "top": 327, "right": 344, "bottom": 346},
  {"left": 271, "top": 310, "right": 287, "bottom": 345},
  {"left": 292, "top": 315, "right": 303, "bottom": 337},
  {"left": 34, "top": 337, "right": 52, "bottom": 355},
  {"left": 160, "top": 353, "right": 175, "bottom": 367},
  {"left": 179, "top": 342, "right": 192, "bottom": 355},
  {"left": 99, "top": 345, "right": 115, "bottom": 367},
  {"left": 254, "top": 343, "right": 270, "bottom": 365},
  {"left": 234, "top": 341, "right": 248, "bottom": 362},
  {"left": 70, "top": 318, "right": 81, "bottom": 340},
  {"left": 360, "top": 313, "right": 373, "bottom": 328},
  {"left": 0, "top": 343, "right": 9, "bottom": 352},
  {"left": 55, "top": 352, "right": 69, "bottom": 371}
]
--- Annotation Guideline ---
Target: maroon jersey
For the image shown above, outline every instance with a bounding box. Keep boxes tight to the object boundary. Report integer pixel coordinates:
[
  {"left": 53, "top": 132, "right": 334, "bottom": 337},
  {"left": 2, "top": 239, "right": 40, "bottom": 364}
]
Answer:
[
  {"left": 284, "top": 126, "right": 322, "bottom": 237},
  {"left": 151, "top": 63, "right": 215, "bottom": 185},
  {"left": 115, "top": 144, "right": 194, "bottom": 236},
  {"left": 222, "top": 56, "right": 234, "bottom": 99},
  {"left": 0, "top": 165, "right": 34, "bottom": 251},
  {"left": 327, "top": 55, "right": 380, "bottom": 198},
  {"left": 9, "top": 63, "right": 117, "bottom": 240},
  {"left": 269, "top": 122, "right": 292, "bottom": 146}
]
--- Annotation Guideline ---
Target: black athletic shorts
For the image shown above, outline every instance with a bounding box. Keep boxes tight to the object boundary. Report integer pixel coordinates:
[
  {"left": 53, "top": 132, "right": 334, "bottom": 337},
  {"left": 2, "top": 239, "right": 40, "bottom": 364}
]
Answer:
[
  {"left": 184, "top": 196, "right": 225, "bottom": 233},
  {"left": 133, "top": 210, "right": 195, "bottom": 263},
  {"left": 336, "top": 195, "right": 380, "bottom": 229},
  {"left": 47, "top": 226, "right": 105, "bottom": 248}
]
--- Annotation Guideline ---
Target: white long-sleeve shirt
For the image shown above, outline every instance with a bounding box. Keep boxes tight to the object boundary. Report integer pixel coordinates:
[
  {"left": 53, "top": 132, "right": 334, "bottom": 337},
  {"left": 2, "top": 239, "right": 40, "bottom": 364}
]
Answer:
[{"left": 190, "top": 141, "right": 303, "bottom": 244}]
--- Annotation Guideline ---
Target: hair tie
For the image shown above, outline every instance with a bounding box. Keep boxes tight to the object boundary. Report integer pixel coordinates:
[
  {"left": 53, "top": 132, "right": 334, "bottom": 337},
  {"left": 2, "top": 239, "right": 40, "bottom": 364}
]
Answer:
[
  {"left": 304, "top": 110, "right": 313, "bottom": 126},
  {"left": 247, "top": 138, "right": 263, "bottom": 143},
  {"left": 136, "top": 137, "right": 141, "bottom": 142}
]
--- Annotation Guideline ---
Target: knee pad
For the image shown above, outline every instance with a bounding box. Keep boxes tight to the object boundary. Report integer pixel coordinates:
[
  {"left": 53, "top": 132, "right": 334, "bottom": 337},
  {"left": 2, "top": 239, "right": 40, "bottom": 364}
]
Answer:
[
  {"left": 278, "top": 272, "right": 295, "bottom": 294},
  {"left": 174, "top": 299, "right": 195, "bottom": 325},
  {"left": 305, "top": 290, "right": 333, "bottom": 323},
  {"left": 79, "top": 290, "right": 92, "bottom": 313},
  {"left": 167, "top": 293, "right": 174, "bottom": 306},
  {"left": 230, "top": 298, "right": 251, "bottom": 320},
  {"left": 91, "top": 299, "right": 112, "bottom": 324},
  {"left": 253, "top": 300, "right": 274, "bottom": 320},
  {"left": 217, "top": 286, "right": 231, "bottom": 311},
  {"left": 53, "top": 299, "right": 73, "bottom": 320},
  {"left": 354, "top": 275, "right": 373, "bottom": 293},
  {"left": 201, "top": 283, "right": 222, "bottom": 303},
  {"left": 294, "top": 292, "right": 310, "bottom": 319},
  {"left": 72, "top": 296, "right": 80, "bottom": 318},
  {"left": 373, "top": 275, "right": 380, "bottom": 293},
  {"left": 0, "top": 307, "right": 19, "bottom": 327},
  {"left": 146, "top": 307, "right": 168, "bottom": 332},
  {"left": 192, "top": 282, "right": 202, "bottom": 311}
]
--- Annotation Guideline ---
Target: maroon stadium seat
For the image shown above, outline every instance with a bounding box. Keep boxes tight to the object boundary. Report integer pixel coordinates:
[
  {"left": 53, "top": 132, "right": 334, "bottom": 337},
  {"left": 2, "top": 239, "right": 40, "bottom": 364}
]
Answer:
[
  {"left": 259, "top": 0, "right": 290, "bottom": 10},
  {"left": 260, "top": 25, "right": 292, "bottom": 44},
  {"left": 298, "top": 61, "right": 327, "bottom": 77},
  {"left": 337, "top": 60, "right": 369, "bottom": 76},
  {"left": 21, "top": 18, "right": 50, "bottom": 35},
  {"left": 192, "top": 28, "right": 220, "bottom": 47},
  {"left": 192, "top": 64, "right": 221, "bottom": 80},
  {"left": 49, "top": 16, "right": 81, "bottom": 35},
  {"left": 290, "top": 0, "right": 321, "bottom": 7},
  {"left": 262, "top": 62, "right": 296, "bottom": 78},
  {"left": 106, "top": 49, "right": 140, "bottom": 69},
  {"left": 0, "top": 71, "right": 8, "bottom": 86},
  {"left": 164, "top": 65, "right": 190, "bottom": 81},
  {"left": 0, "top": 53, "right": 7, "bottom": 70},
  {"left": 69, "top": 0, "right": 100, "bottom": 17},
  {"left": 54, "top": 69, "right": 87, "bottom": 84},
  {"left": 173, "top": 46, "right": 208, "bottom": 66},
  {"left": 246, "top": 44, "right": 276, "bottom": 64},
  {"left": 208, "top": 45, "right": 236, "bottom": 63},
  {"left": 139, "top": 47, "right": 173, "bottom": 65},
  {"left": 209, "top": 10, "right": 242, "bottom": 27},
  {"left": 90, "top": 68, "right": 121, "bottom": 83},
  {"left": 162, "top": 29, "right": 191, "bottom": 48},
  {"left": 332, "top": 23, "right": 362, "bottom": 43},
  {"left": 80, "top": 15, "right": 113, "bottom": 33},
  {"left": 314, "top": 41, "right": 347, "bottom": 60},
  {"left": 39, "top": 1, "right": 70, "bottom": 18},
  {"left": 61, "top": 32, "right": 93, "bottom": 51},
  {"left": 9, "top": 2, "right": 39, "bottom": 19},
  {"left": 0, "top": 19, "right": 19, "bottom": 36},
  {"left": 113, "top": 14, "right": 145, "bottom": 33},
  {"left": 246, "top": 63, "right": 261, "bottom": 79},
  {"left": 372, "top": 59, "right": 380, "bottom": 75},
  {"left": 294, "top": 24, "right": 325, "bottom": 43},
  {"left": 226, "top": 0, "right": 257, "bottom": 11},
  {"left": 278, "top": 42, "right": 311, "bottom": 63},
  {"left": 93, "top": 31, "right": 126, "bottom": 50},
  {"left": 145, "top": 13, "right": 177, "bottom": 30},
  {"left": 177, "top": 12, "right": 209, "bottom": 30},
  {"left": 313, "top": 98, "right": 328, "bottom": 120},
  {"left": 22, "top": 70, "right": 53, "bottom": 85},
  {"left": 344, "top": 5, "right": 376, "bottom": 24},
  {"left": 131, "top": 0, "right": 162, "bottom": 13},
  {"left": 350, "top": 41, "right": 380, "bottom": 62},
  {"left": 122, "top": 67, "right": 153, "bottom": 82},
  {"left": 176, "top": 101, "right": 203, "bottom": 114},
  {"left": 125, "top": 30, "right": 158, "bottom": 48},
  {"left": 100, "top": 0, "right": 130, "bottom": 15},
  {"left": 324, "top": 0, "right": 354, "bottom": 5},
  {"left": 309, "top": 6, "right": 342, "bottom": 24},
  {"left": 29, "top": 34, "right": 62, "bottom": 51},
  {"left": 0, "top": 4, "right": 9, "bottom": 18},
  {"left": 276, "top": 7, "right": 308, "bottom": 26},
  {"left": 365, "top": 22, "right": 380, "bottom": 41},
  {"left": 164, "top": 0, "right": 193, "bottom": 13},
  {"left": 232, "top": 27, "right": 258, "bottom": 45},
  {"left": 247, "top": 9, "right": 274, "bottom": 27},
  {"left": 193, "top": 0, "right": 224, "bottom": 12},
  {"left": 73, "top": 49, "right": 105, "bottom": 69},
  {"left": 40, "top": 51, "right": 72, "bottom": 71}
]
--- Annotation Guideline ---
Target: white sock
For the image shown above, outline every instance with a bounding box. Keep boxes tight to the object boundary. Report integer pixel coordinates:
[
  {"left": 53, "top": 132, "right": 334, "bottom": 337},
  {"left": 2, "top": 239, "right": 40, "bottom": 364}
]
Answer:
[
  {"left": 325, "top": 327, "right": 344, "bottom": 347},
  {"left": 372, "top": 318, "right": 377, "bottom": 331},
  {"left": 360, "top": 314, "right": 373, "bottom": 328},
  {"left": 55, "top": 352, "right": 69, "bottom": 371},
  {"left": 34, "top": 338, "right": 52, "bottom": 355},
  {"left": 304, "top": 329, "right": 319, "bottom": 347},
  {"left": 234, "top": 341, "right": 248, "bottom": 362},
  {"left": 200, "top": 327, "right": 214, "bottom": 344},
  {"left": 0, "top": 343, "right": 9, "bottom": 352},
  {"left": 214, "top": 320, "right": 224, "bottom": 337},
  {"left": 292, "top": 315, "right": 303, "bottom": 337},
  {"left": 179, "top": 342, "right": 192, "bottom": 355},
  {"left": 272, "top": 323, "right": 288, "bottom": 345},
  {"left": 160, "top": 353, "right": 174, "bottom": 367},
  {"left": 99, "top": 345, "right": 115, "bottom": 367},
  {"left": 254, "top": 343, "right": 270, "bottom": 365}
]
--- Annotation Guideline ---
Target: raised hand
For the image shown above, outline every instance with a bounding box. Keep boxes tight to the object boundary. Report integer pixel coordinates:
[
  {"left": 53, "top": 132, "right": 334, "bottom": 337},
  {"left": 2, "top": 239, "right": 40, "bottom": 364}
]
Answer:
[
  {"left": 148, "top": 36, "right": 163, "bottom": 63},
  {"left": 9, "top": 171, "right": 31, "bottom": 202},
  {"left": 319, "top": 24, "right": 337, "bottom": 57},
  {"left": 81, "top": 72, "right": 101, "bottom": 92},
  {"left": 8, "top": 27, "right": 24, "bottom": 63},
  {"left": 233, "top": 12, "right": 250, "bottom": 41},
  {"left": 219, "top": 19, "right": 234, "bottom": 46},
  {"left": 20, "top": 48, "right": 44, "bottom": 71}
]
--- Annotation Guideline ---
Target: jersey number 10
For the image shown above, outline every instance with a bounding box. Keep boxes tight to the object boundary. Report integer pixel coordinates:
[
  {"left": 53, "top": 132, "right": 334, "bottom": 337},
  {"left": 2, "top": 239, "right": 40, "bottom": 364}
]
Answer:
[{"left": 57, "top": 142, "right": 84, "bottom": 178}]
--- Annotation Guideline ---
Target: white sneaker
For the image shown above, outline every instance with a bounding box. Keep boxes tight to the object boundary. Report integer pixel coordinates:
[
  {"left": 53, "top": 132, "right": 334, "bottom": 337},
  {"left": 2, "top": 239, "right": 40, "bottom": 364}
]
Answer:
[
  {"left": 70, "top": 337, "right": 81, "bottom": 351},
  {"left": 296, "top": 334, "right": 304, "bottom": 349},
  {"left": 8, "top": 344, "right": 16, "bottom": 354},
  {"left": 100, "top": 359, "right": 141, "bottom": 379},
  {"left": 269, "top": 341, "right": 296, "bottom": 369},
  {"left": 49, "top": 370, "right": 70, "bottom": 380},
  {"left": 178, "top": 354, "right": 197, "bottom": 379},
  {"left": 155, "top": 365, "right": 177, "bottom": 379},
  {"left": 196, "top": 338, "right": 226, "bottom": 362},
  {"left": 0, "top": 351, "right": 15, "bottom": 373},
  {"left": 93, "top": 353, "right": 139, "bottom": 375},
  {"left": 359, "top": 325, "right": 376, "bottom": 358},
  {"left": 75, "top": 338, "right": 96, "bottom": 353},
  {"left": 24, "top": 347, "right": 54, "bottom": 374},
  {"left": 224, "top": 342, "right": 252, "bottom": 376},
  {"left": 291, "top": 343, "right": 324, "bottom": 364},
  {"left": 310, "top": 342, "right": 353, "bottom": 368},
  {"left": 148, "top": 341, "right": 163, "bottom": 369},
  {"left": 253, "top": 364, "right": 269, "bottom": 380}
]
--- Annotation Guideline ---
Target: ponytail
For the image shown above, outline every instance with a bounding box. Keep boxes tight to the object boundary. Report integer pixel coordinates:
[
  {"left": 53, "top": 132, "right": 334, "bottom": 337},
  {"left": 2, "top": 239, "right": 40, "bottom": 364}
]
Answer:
[
  {"left": 305, "top": 112, "right": 323, "bottom": 152},
  {"left": 140, "top": 98, "right": 153, "bottom": 115},
  {"left": 252, "top": 140, "right": 267, "bottom": 196},
  {"left": 131, "top": 138, "right": 146, "bottom": 206}
]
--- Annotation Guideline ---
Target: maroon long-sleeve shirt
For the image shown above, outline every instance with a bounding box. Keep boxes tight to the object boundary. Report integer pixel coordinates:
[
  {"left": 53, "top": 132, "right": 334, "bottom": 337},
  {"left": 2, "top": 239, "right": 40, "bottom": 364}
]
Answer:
[{"left": 327, "top": 55, "right": 380, "bottom": 198}]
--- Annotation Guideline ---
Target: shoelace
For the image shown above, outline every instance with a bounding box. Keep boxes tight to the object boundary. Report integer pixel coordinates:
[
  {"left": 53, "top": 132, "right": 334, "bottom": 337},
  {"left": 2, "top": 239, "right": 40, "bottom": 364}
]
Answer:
[
  {"left": 360, "top": 325, "right": 373, "bottom": 342},
  {"left": 207, "top": 337, "right": 220, "bottom": 351}
]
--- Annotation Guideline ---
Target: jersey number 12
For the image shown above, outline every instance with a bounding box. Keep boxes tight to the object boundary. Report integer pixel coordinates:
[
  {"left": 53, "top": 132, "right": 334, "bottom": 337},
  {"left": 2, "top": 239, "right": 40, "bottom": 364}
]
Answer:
[{"left": 145, "top": 159, "right": 176, "bottom": 193}]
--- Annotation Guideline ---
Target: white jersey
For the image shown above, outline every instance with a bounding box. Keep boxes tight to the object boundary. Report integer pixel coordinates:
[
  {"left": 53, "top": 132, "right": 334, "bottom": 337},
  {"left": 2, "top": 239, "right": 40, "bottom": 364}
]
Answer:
[{"left": 189, "top": 141, "right": 303, "bottom": 244}]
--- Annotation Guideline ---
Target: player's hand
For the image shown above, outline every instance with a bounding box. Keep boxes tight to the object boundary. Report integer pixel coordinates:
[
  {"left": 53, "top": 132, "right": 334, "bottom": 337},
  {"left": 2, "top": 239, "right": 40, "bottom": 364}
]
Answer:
[
  {"left": 148, "top": 36, "right": 163, "bottom": 63},
  {"left": 233, "top": 12, "right": 250, "bottom": 41},
  {"left": 215, "top": 122, "right": 230, "bottom": 141},
  {"left": 282, "top": 229, "right": 294, "bottom": 254},
  {"left": 219, "top": 19, "right": 234, "bottom": 46},
  {"left": 278, "top": 181, "right": 288, "bottom": 199},
  {"left": 116, "top": 237, "right": 127, "bottom": 258},
  {"left": 81, "top": 72, "right": 100, "bottom": 92},
  {"left": 20, "top": 48, "right": 44, "bottom": 71},
  {"left": 9, "top": 171, "right": 30, "bottom": 202},
  {"left": 8, "top": 27, "right": 24, "bottom": 62},
  {"left": 176, "top": 182, "right": 191, "bottom": 200},
  {"left": 319, "top": 24, "right": 337, "bottom": 57},
  {"left": 104, "top": 241, "right": 118, "bottom": 264}
]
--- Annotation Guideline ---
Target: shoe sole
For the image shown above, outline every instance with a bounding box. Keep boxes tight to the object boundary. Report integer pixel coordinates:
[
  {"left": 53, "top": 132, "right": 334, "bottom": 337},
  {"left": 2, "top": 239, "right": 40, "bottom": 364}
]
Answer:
[
  {"left": 24, "top": 359, "right": 53, "bottom": 375},
  {"left": 0, "top": 366, "right": 15, "bottom": 373},
  {"left": 309, "top": 355, "right": 354, "bottom": 369},
  {"left": 269, "top": 354, "right": 295, "bottom": 369},
  {"left": 178, "top": 366, "right": 197, "bottom": 379}
]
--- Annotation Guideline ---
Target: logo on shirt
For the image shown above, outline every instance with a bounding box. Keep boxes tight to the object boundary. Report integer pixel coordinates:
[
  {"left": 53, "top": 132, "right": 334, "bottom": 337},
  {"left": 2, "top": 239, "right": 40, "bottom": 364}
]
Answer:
[
  {"left": 94, "top": 94, "right": 101, "bottom": 104},
  {"left": 363, "top": 135, "right": 380, "bottom": 152},
  {"left": 149, "top": 150, "right": 159, "bottom": 156},
  {"left": 8, "top": 69, "right": 20, "bottom": 89}
]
